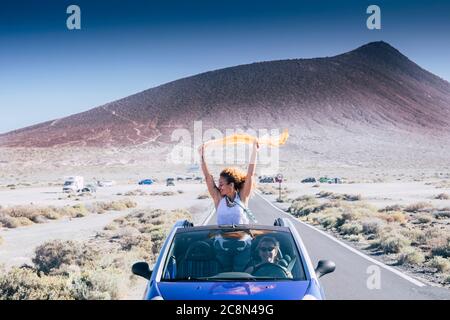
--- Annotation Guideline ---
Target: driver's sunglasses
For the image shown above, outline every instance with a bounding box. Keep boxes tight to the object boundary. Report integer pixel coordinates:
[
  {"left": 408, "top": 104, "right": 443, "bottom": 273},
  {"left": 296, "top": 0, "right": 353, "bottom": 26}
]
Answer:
[{"left": 259, "top": 246, "right": 275, "bottom": 252}]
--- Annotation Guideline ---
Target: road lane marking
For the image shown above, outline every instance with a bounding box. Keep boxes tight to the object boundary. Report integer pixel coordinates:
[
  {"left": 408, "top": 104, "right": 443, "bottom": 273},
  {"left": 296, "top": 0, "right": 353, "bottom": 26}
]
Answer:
[
  {"left": 254, "top": 191, "right": 426, "bottom": 288},
  {"left": 202, "top": 205, "right": 216, "bottom": 225}
]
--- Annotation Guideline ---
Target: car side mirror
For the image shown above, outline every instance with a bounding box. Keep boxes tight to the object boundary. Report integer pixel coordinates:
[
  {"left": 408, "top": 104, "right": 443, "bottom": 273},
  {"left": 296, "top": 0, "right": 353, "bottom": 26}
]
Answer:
[
  {"left": 132, "top": 262, "right": 152, "bottom": 280},
  {"left": 315, "top": 260, "right": 335, "bottom": 278}
]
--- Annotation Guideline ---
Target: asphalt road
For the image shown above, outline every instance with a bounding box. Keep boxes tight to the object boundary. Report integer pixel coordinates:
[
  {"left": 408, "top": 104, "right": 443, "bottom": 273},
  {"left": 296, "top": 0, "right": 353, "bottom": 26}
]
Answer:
[{"left": 205, "top": 192, "right": 450, "bottom": 300}]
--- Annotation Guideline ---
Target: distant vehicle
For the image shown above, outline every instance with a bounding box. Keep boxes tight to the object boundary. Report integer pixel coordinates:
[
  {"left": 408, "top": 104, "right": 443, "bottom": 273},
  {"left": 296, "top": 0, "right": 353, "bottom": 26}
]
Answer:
[
  {"left": 194, "top": 176, "right": 203, "bottom": 182},
  {"left": 81, "top": 184, "right": 97, "bottom": 193},
  {"left": 63, "top": 176, "right": 84, "bottom": 193},
  {"left": 319, "top": 177, "right": 330, "bottom": 183},
  {"left": 259, "top": 176, "right": 275, "bottom": 183},
  {"left": 166, "top": 178, "right": 175, "bottom": 186},
  {"left": 328, "top": 178, "right": 343, "bottom": 184},
  {"left": 176, "top": 176, "right": 185, "bottom": 181},
  {"left": 139, "top": 179, "right": 154, "bottom": 185},
  {"left": 99, "top": 180, "right": 115, "bottom": 187},
  {"left": 301, "top": 177, "right": 316, "bottom": 183}
]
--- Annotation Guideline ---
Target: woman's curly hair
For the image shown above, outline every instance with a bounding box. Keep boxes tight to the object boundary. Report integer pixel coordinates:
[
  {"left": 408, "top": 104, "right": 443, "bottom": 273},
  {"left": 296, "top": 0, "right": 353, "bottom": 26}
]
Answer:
[{"left": 220, "top": 167, "right": 255, "bottom": 193}]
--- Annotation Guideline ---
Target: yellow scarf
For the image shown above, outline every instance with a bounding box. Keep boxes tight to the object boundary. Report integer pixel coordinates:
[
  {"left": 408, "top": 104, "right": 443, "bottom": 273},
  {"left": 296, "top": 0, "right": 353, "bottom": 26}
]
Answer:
[{"left": 203, "top": 129, "right": 289, "bottom": 147}]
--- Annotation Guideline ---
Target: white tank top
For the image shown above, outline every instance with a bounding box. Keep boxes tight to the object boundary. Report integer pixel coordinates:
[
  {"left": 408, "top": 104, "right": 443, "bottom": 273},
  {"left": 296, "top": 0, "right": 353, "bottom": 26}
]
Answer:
[{"left": 216, "top": 192, "right": 249, "bottom": 225}]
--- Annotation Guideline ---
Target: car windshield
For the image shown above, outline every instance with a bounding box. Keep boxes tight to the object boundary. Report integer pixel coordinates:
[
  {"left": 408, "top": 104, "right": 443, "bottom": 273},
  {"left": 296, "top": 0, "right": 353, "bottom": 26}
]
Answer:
[{"left": 161, "top": 228, "right": 306, "bottom": 282}]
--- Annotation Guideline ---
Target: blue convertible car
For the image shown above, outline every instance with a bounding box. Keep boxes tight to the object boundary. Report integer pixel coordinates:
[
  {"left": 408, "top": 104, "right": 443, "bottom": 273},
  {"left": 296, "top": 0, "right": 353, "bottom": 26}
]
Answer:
[{"left": 132, "top": 218, "right": 335, "bottom": 300}]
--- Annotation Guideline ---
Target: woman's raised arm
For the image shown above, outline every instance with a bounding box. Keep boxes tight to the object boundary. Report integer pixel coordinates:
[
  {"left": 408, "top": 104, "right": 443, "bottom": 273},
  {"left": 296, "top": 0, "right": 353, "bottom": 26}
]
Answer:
[
  {"left": 198, "top": 144, "right": 221, "bottom": 207},
  {"left": 240, "top": 139, "right": 259, "bottom": 203}
]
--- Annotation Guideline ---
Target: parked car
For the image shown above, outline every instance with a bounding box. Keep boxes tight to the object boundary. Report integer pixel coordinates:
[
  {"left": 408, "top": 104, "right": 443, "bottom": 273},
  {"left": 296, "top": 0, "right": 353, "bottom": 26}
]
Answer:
[
  {"left": 259, "top": 176, "right": 275, "bottom": 183},
  {"left": 194, "top": 176, "right": 203, "bottom": 182},
  {"left": 132, "top": 218, "right": 335, "bottom": 300},
  {"left": 301, "top": 177, "right": 316, "bottom": 183},
  {"left": 139, "top": 179, "right": 154, "bottom": 185},
  {"left": 98, "top": 180, "right": 115, "bottom": 187},
  {"left": 166, "top": 178, "right": 175, "bottom": 186},
  {"left": 318, "top": 177, "right": 330, "bottom": 183},
  {"left": 81, "top": 184, "right": 97, "bottom": 193},
  {"left": 328, "top": 178, "right": 343, "bottom": 184},
  {"left": 63, "top": 176, "right": 84, "bottom": 193}
]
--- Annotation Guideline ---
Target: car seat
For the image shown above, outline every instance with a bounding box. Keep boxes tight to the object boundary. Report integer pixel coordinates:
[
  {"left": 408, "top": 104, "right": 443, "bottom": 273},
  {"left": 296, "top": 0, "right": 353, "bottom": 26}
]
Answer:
[{"left": 178, "top": 241, "right": 221, "bottom": 279}]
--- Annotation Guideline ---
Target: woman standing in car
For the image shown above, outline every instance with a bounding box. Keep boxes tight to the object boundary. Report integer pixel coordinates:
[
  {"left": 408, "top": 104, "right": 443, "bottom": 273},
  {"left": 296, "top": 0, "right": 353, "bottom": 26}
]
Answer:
[{"left": 198, "top": 139, "right": 259, "bottom": 224}]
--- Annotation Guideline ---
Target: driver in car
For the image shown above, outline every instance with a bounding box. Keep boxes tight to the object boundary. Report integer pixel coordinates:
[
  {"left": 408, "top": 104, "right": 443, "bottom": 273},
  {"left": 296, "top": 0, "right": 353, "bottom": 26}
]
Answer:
[{"left": 244, "top": 236, "right": 293, "bottom": 278}]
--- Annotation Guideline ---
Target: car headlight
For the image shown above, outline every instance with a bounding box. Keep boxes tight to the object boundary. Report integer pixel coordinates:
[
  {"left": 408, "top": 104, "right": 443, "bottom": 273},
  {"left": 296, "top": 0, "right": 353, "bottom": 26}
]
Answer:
[
  {"left": 302, "top": 294, "right": 318, "bottom": 300},
  {"left": 151, "top": 296, "right": 164, "bottom": 300}
]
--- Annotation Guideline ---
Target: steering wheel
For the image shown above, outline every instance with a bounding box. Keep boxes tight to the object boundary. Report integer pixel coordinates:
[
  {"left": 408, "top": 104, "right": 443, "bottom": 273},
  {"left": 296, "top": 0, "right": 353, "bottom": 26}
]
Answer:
[{"left": 252, "top": 263, "right": 290, "bottom": 278}]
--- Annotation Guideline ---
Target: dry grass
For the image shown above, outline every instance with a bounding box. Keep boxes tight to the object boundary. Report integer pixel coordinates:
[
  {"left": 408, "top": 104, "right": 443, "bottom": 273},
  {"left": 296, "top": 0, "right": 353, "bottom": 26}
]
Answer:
[
  {"left": 0, "top": 207, "right": 192, "bottom": 300},
  {"left": 427, "top": 256, "right": 450, "bottom": 272},
  {"left": 316, "top": 191, "right": 361, "bottom": 201},
  {"left": 404, "top": 202, "right": 433, "bottom": 213},
  {"left": 291, "top": 194, "right": 449, "bottom": 284},
  {"left": 435, "top": 193, "right": 450, "bottom": 200},
  {"left": 397, "top": 247, "right": 425, "bottom": 265},
  {"left": 0, "top": 200, "right": 137, "bottom": 229}
]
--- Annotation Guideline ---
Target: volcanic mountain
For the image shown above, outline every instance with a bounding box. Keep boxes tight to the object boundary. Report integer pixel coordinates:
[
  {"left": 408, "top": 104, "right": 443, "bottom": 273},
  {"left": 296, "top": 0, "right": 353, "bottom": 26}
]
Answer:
[{"left": 1, "top": 41, "right": 450, "bottom": 149}]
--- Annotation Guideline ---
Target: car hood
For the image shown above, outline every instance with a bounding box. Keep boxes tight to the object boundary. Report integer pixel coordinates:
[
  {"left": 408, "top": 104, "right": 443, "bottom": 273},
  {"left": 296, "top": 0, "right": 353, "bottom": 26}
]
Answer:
[{"left": 157, "top": 280, "right": 311, "bottom": 300}]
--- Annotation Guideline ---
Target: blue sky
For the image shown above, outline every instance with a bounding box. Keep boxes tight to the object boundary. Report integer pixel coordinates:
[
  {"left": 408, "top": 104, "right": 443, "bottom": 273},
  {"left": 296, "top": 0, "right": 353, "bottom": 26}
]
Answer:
[{"left": 1, "top": 0, "right": 449, "bottom": 133}]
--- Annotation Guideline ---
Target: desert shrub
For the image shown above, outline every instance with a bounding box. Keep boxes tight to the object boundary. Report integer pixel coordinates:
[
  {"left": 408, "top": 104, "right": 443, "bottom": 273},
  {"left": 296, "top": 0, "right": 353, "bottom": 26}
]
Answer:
[
  {"left": 0, "top": 214, "right": 20, "bottom": 228},
  {"left": 335, "top": 209, "right": 361, "bottom": 227},
  {"left": 361, "top": 218, "right": 385, "bottom": 235},
  {"left": 397, "top": 247, "right": 425, "bottom": 265},
  {"left": 197, "top": 193, "right": 209, "bottom": 199},
  {"left": 103, "top": 223, "right": 117, "bottom": 231},
  {"left": 435, "top": 193, "right": 450, "bottom": 200},
  {"left": 0, "top": 267, "right": 72, "bottom": 300},
  {"left": 92, "top": 199, "right": 137, "bottom": 213},
  {"left": 416, "top": 213, "right": 433, "bottom": 224},
  {"left": 3, "top": 205, "right": 39, "bottom": 222},
  {"left": 343, "top": 194, "right": 362, "bottom": 201},
  {"left": 402, "top": 229, "right": 427, "bottom": 246},
  {"left": 319, "top": 216, "right": 338, "bottom": 229},
  {"left": 288, "top": 197, "right": 320, "bottom": 217},
  {"left": 123, "top": 189, "right": 147, "bottom": 196},
  {"left": 258, "top": 185, "right": 279, "bottom": 195},
  {"left": 376, "top": 211, "right": 407, "bottom": 224},
  {"left": 404, "top": 202, "right": 433, "bottom": 213},
  {"left": 15, "top": 217, "right": 34, "bottom": 226},
  {"left": 390, "top": 211, "right": 407, "bottom": 224},
  {"left": 379, "top": 204, "right": 402, "bottom": 212},
  {"left": 431, "top": 239, "right": 450, "bottom": 258},
  {"left": 345, "top": 235, "right": 362, "bottom": 242},
  {"left": 32, "top": 240, "right": 98, "bottom": 274},
  {"left": 177, "top": 190, "right": 184, "bottom": 194},
  {"left": 119, "top": 233, "right": 151, "bottom": 251},
  {"left": 70, "top": 204, "right": 89, "bottom": 218},
  {"left": 316, "top": 191, "right": 335, "bottom": 199},
  {"left": 312, "top": 184, "right": 320, "bottom": 188},
  {"left": 69, "top": 267, "right": 125, "bottom": 300},
  {"left": 433, "top": 210, "right": 450, "bottom": 219},
  {"left": 376, "top": 233, "right": 411, "bottom": 254},
  {"left": 339, "top": 222, "right": 363, "bottom": 235},
  {"left": 150, "top": 229, "right": 166, "bottom": 242},
  {"left": 427, "top": 256, "right": 450, "bottom": 273},
  {"left": 149, "top": 191, "right": 175, "bottom": 196}
]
